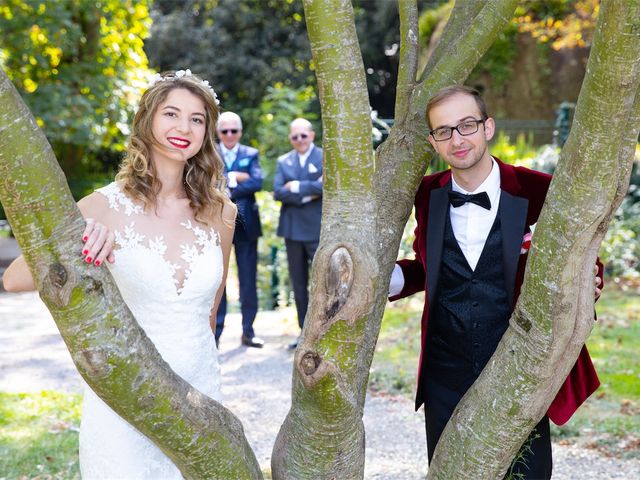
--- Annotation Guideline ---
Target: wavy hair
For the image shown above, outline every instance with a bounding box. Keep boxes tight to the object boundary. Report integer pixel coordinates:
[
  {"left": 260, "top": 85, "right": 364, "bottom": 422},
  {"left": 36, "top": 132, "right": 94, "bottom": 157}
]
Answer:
[{"left": 116, "top": 71, "right": 229, "bottom": 226}]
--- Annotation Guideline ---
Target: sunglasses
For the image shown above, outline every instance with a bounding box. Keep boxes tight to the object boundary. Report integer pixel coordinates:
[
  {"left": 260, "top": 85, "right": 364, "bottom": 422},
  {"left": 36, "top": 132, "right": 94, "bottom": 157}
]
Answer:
[
  {"left": 290, "top": 133, "right": 309, "bottom": 141},
  {"left": 220, "top": 129, "right": 239, "bottom": 135}
]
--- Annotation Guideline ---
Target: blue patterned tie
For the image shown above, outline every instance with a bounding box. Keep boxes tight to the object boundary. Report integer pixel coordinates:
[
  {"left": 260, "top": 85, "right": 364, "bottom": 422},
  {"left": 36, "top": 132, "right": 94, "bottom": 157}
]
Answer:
[{"left": 224, "top": 151, "right": 235, "bottom": 170}]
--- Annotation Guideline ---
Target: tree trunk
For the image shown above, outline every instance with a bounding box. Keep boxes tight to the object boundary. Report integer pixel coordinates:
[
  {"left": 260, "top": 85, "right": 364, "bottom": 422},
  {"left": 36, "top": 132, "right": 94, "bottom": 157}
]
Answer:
[{"left": 0, "top": 69, "right": 262, "bottom": 480}]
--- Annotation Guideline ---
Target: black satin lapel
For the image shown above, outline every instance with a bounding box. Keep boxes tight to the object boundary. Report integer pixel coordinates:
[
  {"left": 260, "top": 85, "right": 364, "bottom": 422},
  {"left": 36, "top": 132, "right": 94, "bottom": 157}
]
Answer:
[
  {"left": 499, "top": 190, "right": 529, "bottom": 306},
  {"left": 426, "top": 187, "right": 449, "bottom": 308}
]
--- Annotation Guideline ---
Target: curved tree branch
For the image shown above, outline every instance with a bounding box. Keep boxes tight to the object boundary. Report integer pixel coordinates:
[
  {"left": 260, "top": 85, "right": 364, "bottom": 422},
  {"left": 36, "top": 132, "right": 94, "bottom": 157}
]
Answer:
[
  {"left": 413, "top": 0, "right": 518, "bottom": 113},
  {"left": 418, "top": 0, "right": 483, "bottom": 82},
  {"left": 394, "top": 0, "right": 419, "bottom": 123}
]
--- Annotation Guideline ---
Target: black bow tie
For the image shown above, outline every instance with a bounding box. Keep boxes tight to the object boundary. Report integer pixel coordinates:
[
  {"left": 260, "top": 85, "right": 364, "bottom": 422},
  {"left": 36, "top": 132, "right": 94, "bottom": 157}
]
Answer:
[{"left": 448, "top": 190, "right": 491, "bottom": 210}]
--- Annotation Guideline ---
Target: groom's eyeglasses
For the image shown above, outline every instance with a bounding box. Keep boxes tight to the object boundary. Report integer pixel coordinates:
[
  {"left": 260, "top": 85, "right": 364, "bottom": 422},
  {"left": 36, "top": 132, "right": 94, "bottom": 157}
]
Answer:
[
  {"left": 430, "top": 119, "right": 485, "bottom": 142},
  {"left": 290, "top": 133, "right": 309, "bottom": 141},
  {"left": 220, "top": 129, "right": 239, "bottom": 135}
]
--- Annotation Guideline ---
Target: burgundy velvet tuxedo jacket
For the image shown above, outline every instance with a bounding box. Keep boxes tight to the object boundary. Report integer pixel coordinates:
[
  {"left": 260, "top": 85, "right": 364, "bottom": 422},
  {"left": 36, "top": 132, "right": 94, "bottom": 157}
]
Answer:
[{"left": 391, "top": 158, "right": 600, "bottom": 425}]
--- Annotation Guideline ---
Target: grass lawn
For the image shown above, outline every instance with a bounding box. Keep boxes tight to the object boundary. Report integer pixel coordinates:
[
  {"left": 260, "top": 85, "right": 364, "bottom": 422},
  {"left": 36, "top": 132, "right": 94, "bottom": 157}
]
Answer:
[
  {"left": 369, "top": 286, "right": 640, "bottom": 458},
  {"left": 0, "top": 391, "right": 81, "bottom": 479}
]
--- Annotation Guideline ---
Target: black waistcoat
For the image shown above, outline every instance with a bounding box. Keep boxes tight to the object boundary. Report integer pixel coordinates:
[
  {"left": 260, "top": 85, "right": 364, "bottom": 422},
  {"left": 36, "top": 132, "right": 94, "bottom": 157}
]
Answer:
[{"left": 424, "top": 212, "right": 511, "bottom": 394}]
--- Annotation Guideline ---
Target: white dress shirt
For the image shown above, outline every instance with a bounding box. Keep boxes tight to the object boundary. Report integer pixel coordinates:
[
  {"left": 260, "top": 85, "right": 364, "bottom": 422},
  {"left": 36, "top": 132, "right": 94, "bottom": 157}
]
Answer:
[
  {"left": 220, "top": 144, "right": 239, "bottom": 188},
  {"left": 289, "top": 143, "right": 315, "bottom": 199},
  {"left": 389, "top": 158, "right": 501, "bottom": 296}
]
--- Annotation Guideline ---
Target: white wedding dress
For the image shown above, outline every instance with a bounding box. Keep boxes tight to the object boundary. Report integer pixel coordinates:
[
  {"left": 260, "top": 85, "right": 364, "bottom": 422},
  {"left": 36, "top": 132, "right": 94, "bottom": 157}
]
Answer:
[{"left": 79, "top": 182, "right": 223, "bottom": 479}]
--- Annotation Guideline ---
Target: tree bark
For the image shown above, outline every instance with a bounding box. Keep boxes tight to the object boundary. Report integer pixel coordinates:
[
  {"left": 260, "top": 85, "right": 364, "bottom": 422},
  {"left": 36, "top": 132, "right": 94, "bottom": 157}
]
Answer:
[
  {"left": 271, "top": 1, "right": 374, "bottom": 478},
  {"left": 0, "top": 68, "right": 262, "bottom": 480},
  {"left": 429, "top": 2, "right": 640, "bottom": 478}
]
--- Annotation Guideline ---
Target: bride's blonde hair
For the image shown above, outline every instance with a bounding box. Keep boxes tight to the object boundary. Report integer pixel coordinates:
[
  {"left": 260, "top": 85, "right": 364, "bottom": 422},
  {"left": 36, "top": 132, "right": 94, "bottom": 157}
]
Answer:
[{"left": 116, "top": 70, "right": 229, "bottom": 225}]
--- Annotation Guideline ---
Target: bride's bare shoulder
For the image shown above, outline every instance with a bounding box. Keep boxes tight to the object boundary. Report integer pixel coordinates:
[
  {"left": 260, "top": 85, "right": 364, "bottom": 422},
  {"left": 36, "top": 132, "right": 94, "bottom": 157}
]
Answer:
[
  {"left": 221, "top": 201, "right": 237, "bottom": 228},
  {"left": 77, "top": 190, "right": 111, "bottom": 219}
]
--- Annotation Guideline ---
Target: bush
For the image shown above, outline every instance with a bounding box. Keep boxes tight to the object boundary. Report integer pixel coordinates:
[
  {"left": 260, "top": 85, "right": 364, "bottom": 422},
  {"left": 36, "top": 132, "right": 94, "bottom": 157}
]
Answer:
[
  {"left": 255, "top": 191, "right": 291, "bottom": 311},
  {"left": 521, "top": 143, "right": 640, "bottom": 281}
]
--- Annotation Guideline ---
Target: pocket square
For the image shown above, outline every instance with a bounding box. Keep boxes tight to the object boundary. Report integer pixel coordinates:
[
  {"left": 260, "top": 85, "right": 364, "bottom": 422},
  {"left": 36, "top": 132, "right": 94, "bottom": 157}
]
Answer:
[
  {"left": 520, "top": 223, "right": 537, "bottom": 254},
  {"left": 308, "top": 163, "right": 318, "bottom": 174},
  {"left": 238, "top": 158, "right": 250, "bottom": 167}
]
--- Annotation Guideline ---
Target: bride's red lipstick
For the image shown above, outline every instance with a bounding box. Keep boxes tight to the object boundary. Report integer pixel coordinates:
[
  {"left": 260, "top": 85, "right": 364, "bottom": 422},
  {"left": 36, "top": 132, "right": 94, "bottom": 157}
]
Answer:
[{"left": 167, "top": 137, "right": 190, "bottom": 149}]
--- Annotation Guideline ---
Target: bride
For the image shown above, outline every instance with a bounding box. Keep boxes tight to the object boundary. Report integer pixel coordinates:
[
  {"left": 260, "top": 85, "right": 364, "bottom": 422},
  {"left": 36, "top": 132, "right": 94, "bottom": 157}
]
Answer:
[{"left": 3, "top": 70, "right": 235, "bottom": 478}]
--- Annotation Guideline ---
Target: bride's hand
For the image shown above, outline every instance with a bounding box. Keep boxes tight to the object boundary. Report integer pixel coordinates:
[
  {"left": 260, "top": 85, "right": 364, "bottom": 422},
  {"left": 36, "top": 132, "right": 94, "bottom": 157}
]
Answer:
[{"left": 82, "top": 218, "right": 115, "bottom": 266}]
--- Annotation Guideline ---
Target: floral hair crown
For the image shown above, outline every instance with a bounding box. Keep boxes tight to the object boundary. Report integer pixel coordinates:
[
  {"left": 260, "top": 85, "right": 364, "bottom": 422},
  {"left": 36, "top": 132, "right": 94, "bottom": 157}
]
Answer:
[{"left": 149, "top": 69, "right": 220, "bottom": 106}]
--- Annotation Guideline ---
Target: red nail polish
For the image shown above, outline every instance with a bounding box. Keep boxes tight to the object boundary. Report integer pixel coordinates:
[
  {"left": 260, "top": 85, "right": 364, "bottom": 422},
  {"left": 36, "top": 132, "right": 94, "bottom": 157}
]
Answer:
[
  {"left": 94, "top": 260, "right": 101, "bottom": 266},
  {"left": 82, "top": 236, "right": 88, "bottom": 242},
  {"left": 82, "top": 249, "right": 88, "bottom": 255},
  {"left": 86, "top": 257, "right": 92, "bottom": 263}
]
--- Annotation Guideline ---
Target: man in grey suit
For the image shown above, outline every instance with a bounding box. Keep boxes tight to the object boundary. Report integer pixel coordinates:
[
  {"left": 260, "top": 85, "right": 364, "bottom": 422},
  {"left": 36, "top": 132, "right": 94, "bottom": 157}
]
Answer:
[{"left": 274, "top": 118, "right": 323, "bottom": 349}]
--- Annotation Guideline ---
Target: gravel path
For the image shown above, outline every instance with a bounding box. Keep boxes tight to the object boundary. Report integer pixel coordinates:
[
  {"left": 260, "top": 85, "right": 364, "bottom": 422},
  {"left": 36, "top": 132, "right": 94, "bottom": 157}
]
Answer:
[{"left": 1, "top": 290, "right": 637, "bottom": 479}]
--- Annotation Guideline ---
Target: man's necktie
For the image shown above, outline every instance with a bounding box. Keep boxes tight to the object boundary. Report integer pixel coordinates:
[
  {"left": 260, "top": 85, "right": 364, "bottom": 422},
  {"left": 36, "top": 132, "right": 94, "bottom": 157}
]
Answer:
[
  {"left": 448, "top": 190, "right": 491, "bottom": 210},
  {"left": 224, "top": 151, "right": 235, "bottom": 170}
]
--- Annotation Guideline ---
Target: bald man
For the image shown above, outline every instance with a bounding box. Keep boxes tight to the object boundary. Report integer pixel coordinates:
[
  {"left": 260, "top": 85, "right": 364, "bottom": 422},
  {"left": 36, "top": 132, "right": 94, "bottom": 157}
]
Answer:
[{"left": 273, "top": 118, "right": 323, "bottom": 349}]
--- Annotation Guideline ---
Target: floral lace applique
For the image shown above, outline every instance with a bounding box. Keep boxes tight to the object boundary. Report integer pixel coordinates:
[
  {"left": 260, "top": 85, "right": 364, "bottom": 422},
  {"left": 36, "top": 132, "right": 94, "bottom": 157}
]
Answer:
[
  {"left": 98, "top": 183, "right": 144, "bottom": 216},
  {"left": 178, "top": 220, "right": 221, "bottom": 293},
  {"left": 115, "top": 222, "right": 182, "bottom": 285},
  {"left": 181, "top": 220, "right": 221, "bottom": 248},
  {"left": 115, "top": 222, "right": 146, "bottom": 249}
]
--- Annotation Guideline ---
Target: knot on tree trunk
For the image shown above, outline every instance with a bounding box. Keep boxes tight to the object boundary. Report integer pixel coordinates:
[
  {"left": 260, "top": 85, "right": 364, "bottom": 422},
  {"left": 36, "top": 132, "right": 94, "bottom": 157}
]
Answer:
[
  {"left": 301, "top": 351, "right": 322, "bottom": 375},
  {"left": 48, "top": 262, "right": 67, "bottom": 288},
  {"left": 297, "top": 348, "right": 333, "bottom": 389},
  {"left": 324, "top": 246, "right": 354, "bottom": 322},
  {"left": 512, "top": 309, "right": 532, "bottom": 333},
  {"left": 41, "top": 259, "right": 75, "bottom": 308}
]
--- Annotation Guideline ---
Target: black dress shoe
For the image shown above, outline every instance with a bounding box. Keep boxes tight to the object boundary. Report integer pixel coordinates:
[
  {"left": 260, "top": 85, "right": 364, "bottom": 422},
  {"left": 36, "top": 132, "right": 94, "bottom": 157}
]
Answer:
[
  {"left": 287, "top": 337, "right": 300, "bottom": 350},
  {"left": 241, "top": 335, "right": 264, "bottom": 348}
]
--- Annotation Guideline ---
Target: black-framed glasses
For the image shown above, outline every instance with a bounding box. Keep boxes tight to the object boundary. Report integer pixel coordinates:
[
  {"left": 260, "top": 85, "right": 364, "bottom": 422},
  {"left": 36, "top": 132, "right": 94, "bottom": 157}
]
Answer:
[
  {"left": 430, "top": 119, "right": 485, "bottom": 142},
  {"left": 290, "top": 133, "right": 309, "bottom": 141},
  {"left": 220, "top": 129, "right": 239, "bottom": 135}
]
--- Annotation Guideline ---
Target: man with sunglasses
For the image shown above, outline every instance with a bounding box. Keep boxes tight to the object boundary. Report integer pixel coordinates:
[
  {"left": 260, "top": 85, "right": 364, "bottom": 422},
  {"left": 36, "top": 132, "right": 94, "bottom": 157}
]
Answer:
[
  {"left": 274, "top": 118, "right": 323, "bottom": 349},
  {"left": 388, "top": 86, "right": 601, "bottom": 478},
  {"left": 215, "top": 111, "right": 265, "bottom": 349}
]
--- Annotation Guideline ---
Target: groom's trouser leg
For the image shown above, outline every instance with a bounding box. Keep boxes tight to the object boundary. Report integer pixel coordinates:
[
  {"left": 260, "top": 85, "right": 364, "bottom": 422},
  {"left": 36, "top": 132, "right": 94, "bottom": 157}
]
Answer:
[
  {"left": 423, "top": 376, "right": 552, "bottom": 479},
  {"left": 423, "top": 376, "right": 459, "bottom": 464},
  {"left": 509, "top": 416, "right": 552, "bottom": 480}
]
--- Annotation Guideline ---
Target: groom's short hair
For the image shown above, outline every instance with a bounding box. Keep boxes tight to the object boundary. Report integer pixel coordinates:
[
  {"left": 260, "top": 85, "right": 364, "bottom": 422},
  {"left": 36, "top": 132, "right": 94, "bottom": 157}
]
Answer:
[{"left": 425, "top": 85, "right": 489, "bottom": 129}]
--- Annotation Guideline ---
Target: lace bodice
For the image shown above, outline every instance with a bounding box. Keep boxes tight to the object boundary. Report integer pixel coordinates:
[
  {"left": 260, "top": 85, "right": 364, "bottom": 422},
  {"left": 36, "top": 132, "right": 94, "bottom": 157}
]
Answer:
[{"left": 79, "top": 182, "right": 223, "bottom": 479}]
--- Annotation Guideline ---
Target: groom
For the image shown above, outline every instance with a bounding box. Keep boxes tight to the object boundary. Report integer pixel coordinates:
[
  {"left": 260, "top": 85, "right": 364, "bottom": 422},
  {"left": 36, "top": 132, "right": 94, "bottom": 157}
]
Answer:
[{"left": 389, "top": 85, "right": 602, "bottom": 478}]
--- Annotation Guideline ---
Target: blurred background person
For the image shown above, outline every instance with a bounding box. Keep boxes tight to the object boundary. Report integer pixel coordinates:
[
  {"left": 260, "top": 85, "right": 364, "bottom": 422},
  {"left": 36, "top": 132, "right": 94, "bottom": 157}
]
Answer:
[
  {"left": 216, "top": 111, "right": 265, "bottom": 348},
  {"left": 273, "top": 118, "right": 323, "bottom": 349}
]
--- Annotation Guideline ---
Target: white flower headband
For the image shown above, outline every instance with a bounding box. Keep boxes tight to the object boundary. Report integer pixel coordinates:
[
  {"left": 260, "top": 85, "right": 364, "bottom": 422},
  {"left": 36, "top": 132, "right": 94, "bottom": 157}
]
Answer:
[{"left": 149, "top": 69, "right": 220, "bottom": 106}]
